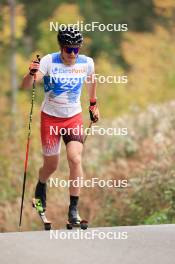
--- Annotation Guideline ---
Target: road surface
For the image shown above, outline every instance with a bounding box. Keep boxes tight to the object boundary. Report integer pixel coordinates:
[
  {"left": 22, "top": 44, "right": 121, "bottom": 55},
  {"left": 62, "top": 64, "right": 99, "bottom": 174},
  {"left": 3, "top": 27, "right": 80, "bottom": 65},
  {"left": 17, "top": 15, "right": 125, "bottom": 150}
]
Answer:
[{"left": 0, "top": 224, "right": 174, "bottom": 264}]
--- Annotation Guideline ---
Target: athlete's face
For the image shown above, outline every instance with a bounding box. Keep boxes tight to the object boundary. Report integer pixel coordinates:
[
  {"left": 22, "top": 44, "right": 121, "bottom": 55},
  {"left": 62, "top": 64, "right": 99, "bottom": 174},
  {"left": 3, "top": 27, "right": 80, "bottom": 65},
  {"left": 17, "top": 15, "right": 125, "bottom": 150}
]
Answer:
[{"left": 61, "top": 46, "right": 80, "bottom": 66}]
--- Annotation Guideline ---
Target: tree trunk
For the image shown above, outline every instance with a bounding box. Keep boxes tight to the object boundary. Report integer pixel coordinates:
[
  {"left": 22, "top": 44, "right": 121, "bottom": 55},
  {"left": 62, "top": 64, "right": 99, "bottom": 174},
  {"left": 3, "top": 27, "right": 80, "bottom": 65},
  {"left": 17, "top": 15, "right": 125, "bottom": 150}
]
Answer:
[{"left": 8, "top": 0, "right": 17, "bottom": 115}]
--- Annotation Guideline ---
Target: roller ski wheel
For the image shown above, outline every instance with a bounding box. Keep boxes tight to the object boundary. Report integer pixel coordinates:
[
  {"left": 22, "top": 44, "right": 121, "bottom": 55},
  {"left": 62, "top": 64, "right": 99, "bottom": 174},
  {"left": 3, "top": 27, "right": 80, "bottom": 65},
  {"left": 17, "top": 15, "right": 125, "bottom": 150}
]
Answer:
[
  {"left": 32, "top": 198, "right": 52, "bottom": 231},
  {"left": 80, "top": 220, "right": 88, "bottom": 230},
  {"left": 66, "top": 219, "right": 88, "bottom": 230}
]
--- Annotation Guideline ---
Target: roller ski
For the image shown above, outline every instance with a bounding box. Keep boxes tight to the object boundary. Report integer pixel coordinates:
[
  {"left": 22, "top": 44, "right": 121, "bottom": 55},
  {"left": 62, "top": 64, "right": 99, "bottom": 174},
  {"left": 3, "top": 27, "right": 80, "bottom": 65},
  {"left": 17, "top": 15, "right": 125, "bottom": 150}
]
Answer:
[
  {"left": 66, "top": 206, "right": 88, "bottom": 230},
  {"left": 32, "top": 180, "right": 51, "bottom": 230},
  {"left": 32, "top": 198, "right": 51, "bottom": 230}
]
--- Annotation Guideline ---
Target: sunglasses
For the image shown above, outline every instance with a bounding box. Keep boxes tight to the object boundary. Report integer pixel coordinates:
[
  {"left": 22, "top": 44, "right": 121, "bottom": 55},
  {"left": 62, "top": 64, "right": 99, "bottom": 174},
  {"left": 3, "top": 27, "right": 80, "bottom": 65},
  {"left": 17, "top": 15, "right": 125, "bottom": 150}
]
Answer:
[{"left": 63, "top": 47, "right": 80, "bottom": 54}]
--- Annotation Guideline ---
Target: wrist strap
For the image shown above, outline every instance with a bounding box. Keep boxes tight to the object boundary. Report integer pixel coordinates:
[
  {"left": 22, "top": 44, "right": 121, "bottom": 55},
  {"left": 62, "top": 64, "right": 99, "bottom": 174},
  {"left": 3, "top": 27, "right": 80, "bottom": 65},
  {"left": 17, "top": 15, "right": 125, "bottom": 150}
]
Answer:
[{"left": 90, "top": 98, "right": 97, "bottom": 106}]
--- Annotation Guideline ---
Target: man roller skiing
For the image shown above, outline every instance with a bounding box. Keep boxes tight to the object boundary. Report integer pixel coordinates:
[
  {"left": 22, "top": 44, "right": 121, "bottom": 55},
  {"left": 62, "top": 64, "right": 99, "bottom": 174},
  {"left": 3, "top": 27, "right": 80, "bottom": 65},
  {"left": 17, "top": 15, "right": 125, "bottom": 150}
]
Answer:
[{"left": 22, "top": 26, "right": 99, "bottom": 227}]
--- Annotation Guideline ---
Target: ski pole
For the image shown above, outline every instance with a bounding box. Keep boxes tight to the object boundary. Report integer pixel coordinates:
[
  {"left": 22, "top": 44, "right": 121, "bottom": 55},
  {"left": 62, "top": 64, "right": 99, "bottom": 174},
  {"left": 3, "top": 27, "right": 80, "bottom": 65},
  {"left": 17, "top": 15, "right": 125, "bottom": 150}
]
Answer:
[
  {"left": 19, "top": 55, "right": 40, "bottom": 229},
  {"left": 83, "top": 121, "right": 93, "bottom": 144}
]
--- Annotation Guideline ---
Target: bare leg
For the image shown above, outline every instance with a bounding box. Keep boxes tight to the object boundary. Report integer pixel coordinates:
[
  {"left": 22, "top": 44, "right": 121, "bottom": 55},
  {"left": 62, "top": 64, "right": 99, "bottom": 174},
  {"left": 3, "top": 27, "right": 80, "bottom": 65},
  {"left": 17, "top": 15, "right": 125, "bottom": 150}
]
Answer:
[
  {"left": 66, "top": 141, "right": 83, "bottom": 196},
  {"left": 35, "top": 154, "right": 59, "bottom": 209},
  {"left": 39, "top": 154, "right": 59, "bottom": 183},
  {"left": 66, "top": 141, "right": 83, "bottom": 222}
]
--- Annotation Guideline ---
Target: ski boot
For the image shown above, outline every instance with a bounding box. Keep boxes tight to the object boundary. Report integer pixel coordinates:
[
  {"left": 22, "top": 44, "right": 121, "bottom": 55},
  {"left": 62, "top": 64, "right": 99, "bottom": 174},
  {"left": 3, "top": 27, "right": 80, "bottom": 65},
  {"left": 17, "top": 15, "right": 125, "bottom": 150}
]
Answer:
[
  {"left": 34, "top": 180, "right": 47, "bottom": 211},
  {"left": 66, "top": 206, "right": 88, "bottom": 230},
  {"left": 32, "top": 181, "right": 51, "bottom": 230}
]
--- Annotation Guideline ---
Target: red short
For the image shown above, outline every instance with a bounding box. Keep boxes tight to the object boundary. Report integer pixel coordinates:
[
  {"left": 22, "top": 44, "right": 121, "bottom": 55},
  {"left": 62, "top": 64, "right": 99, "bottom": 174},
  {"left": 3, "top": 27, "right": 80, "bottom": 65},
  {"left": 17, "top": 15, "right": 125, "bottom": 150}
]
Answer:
[{"left": 40, "top": 111, "right": 84, "bottom": 156}]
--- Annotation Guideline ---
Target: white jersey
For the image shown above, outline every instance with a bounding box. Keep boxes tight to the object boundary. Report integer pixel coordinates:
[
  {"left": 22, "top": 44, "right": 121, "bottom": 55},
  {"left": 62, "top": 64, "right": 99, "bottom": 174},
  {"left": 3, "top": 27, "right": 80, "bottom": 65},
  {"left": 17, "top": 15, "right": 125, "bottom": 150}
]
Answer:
[{"left": 39, "top": 52, "right": 94, "bottom": 117}]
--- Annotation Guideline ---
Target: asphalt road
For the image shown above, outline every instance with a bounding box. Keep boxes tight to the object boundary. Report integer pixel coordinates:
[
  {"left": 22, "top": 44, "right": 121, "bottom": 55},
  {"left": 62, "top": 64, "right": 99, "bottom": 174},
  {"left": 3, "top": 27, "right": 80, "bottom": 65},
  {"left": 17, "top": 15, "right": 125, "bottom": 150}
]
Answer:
[{"left": 0, "top": 224, "right": 175, "bottom": 264}]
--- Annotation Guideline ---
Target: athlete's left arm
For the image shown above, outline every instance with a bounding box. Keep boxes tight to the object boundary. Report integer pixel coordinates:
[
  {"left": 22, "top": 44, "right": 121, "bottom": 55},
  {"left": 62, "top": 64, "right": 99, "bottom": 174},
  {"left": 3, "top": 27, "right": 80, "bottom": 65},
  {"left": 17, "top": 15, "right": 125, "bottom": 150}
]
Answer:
[
  {"left": 85, "top": 73, "right": 100, "bottom": 122},
  {"left": 85, "top": 72, "right": 97, "bottom": 100}
]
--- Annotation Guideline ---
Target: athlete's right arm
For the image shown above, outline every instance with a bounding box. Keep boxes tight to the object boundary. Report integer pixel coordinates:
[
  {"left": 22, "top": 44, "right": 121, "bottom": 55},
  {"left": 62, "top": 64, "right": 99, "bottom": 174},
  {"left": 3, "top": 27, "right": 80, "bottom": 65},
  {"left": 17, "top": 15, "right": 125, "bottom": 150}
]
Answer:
[
  {"left": 21, "top": 71, "right": 44, "bottom": 89},
  {"left": 21, "top": 55, "right": 50, "bottom": 89}
]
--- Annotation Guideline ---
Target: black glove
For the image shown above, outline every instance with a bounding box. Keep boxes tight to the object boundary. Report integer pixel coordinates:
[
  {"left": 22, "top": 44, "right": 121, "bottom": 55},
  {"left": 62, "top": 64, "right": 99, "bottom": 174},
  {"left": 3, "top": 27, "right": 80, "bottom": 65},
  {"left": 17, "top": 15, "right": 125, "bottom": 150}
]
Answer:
[{"left": 89, "top": 100, "right": 98, "bottom": 122}]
